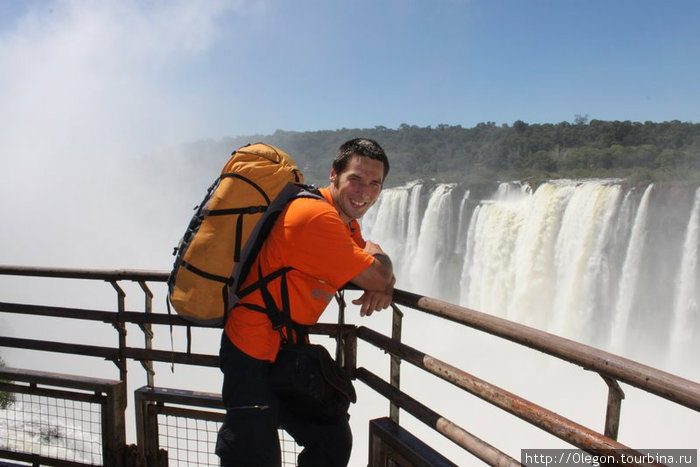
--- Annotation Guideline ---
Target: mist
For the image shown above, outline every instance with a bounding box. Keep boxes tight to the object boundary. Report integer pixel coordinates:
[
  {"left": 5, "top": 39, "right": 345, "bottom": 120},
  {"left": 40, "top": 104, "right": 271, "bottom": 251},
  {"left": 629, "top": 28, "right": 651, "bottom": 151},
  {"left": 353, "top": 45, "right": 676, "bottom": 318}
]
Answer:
[
  {"left": 0, "top": 2, "right": 239, "bottom": 461},
  {"left": 0, "top": 1, "right": 236, "bottom": 268}
]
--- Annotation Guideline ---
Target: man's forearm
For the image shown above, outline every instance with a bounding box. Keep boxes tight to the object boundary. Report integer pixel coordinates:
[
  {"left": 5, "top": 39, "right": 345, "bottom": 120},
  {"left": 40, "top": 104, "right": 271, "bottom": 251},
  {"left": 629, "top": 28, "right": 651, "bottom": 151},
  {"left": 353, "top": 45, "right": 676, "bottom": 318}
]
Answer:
[
  {"left": 372, "top": 253, "right": 392, "bottom": 267},
  {"left": 372, "top": 253, "right": 394, "bottom": 281}
]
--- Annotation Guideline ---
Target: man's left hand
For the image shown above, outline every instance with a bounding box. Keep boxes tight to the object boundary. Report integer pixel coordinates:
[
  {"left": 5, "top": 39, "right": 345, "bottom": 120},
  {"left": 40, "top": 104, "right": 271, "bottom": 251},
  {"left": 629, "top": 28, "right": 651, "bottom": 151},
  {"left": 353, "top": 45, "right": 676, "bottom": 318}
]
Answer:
[{"left": 352, "top": 275, "right": 395, "bottom": 316}]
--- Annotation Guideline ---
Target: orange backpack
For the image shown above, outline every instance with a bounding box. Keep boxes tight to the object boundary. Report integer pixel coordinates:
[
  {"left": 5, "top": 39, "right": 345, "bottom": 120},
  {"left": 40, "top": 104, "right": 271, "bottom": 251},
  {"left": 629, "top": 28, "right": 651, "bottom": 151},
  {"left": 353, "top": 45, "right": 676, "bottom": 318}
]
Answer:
[{"left": 167, "top": 142, "right": 314, "bottom": 325}]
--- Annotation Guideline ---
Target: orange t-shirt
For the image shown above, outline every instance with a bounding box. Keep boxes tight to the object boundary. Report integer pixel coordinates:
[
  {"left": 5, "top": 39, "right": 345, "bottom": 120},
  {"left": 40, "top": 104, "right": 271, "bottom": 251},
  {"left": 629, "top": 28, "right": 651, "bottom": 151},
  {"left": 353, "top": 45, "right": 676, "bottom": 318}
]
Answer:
[{"left": 224, "top": 187, "right": 374, "bottom": 361}]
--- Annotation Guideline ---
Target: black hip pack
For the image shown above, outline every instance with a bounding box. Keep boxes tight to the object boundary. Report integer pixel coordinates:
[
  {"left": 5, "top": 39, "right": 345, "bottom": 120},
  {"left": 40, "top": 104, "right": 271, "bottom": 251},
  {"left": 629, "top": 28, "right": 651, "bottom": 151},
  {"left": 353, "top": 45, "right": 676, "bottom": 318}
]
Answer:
[{"left": 270, "top": 343, "right": 357, "bottom": 423}]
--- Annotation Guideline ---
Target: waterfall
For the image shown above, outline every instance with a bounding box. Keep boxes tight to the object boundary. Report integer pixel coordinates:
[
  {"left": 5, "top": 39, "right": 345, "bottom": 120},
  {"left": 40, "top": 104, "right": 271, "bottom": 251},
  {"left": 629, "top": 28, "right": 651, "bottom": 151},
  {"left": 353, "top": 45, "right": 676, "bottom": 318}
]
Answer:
[
  {"left": 610, "top": 184, "right": 654, "bottom": 352},
  {"left": 453, "top": 189, "right": 471, "bottom": 257},
  {"left": 403, "top": 183, "right": 424, "bottom": 279},
  {"left": 407, "top": 184, "right": 456, "bottom": 297},
  {"left": 362, "top": 179, "right": 700, "bottom": 367},
  {"left": 361, "top": 185, "right": 410, "bottom": 274},
  {"left": 549, "top": 182, "right": 622, "bottom": 344},
  {"left": 670, "top": 187, "right": 700, "bottom": 363}
]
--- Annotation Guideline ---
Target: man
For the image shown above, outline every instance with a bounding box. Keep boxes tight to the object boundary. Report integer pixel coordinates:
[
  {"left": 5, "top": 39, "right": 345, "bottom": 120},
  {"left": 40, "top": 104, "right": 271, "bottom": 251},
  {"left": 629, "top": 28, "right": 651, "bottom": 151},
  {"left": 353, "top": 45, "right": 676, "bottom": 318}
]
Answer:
[{"left": 216, "top": 138, "right": 395, "bottom": 466}]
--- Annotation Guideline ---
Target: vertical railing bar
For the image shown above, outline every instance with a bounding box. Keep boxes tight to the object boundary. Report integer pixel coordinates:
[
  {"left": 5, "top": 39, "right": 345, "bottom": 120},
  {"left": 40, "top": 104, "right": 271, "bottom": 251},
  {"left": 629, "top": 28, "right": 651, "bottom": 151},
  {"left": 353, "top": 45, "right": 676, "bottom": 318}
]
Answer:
[
  {"left": 601, "top": 375, "right": 625, "bottom": 440},
  {"left": 134, "top": 388, "right": 153, "bottom": 465},
  {"left": 335, "top": 291, "right": 347, "bottom": 365},
  {"left": 102, "top": 381, "right": 127, "bottom": 466},
  {"left": 101, "top": 390, "right": 110, "bottom": 466},
  {"left": 345, "top": 329, "right": 358, "bottom": 378},
  {"left": 109, "top": 280, "right": 128, "bottom": 400},
  {"left": 145, "top": 399, "right": 163, "bottom": 465},
  {"left": 390, "top": 303, "right": 403, "bottom": 424},
  {"left": 138, "top": 280, "right": 155, "bottom": 388}
]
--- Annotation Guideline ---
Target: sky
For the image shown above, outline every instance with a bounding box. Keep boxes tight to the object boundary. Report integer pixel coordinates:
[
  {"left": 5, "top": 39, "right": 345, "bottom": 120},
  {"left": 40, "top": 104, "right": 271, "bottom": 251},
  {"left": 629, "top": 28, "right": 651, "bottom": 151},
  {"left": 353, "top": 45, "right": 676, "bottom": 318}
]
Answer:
[{"left": 1, "top": 0, "right": 699, "bottom": 161}]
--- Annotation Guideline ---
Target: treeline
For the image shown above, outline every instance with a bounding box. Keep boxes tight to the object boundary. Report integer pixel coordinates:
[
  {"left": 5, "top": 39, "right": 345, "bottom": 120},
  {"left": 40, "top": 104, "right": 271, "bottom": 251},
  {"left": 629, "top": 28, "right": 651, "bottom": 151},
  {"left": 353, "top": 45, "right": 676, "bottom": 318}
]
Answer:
[{"left": 180, "top": 119, "right": 700, "bottom": 187}]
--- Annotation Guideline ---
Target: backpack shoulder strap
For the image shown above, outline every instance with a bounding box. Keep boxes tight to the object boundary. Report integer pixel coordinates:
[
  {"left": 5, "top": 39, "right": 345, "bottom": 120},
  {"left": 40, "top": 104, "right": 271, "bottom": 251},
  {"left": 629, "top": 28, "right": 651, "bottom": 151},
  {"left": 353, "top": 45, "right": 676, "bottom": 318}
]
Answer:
[{"left": 225, "top": 184, "right": 323, "bottom": 319}]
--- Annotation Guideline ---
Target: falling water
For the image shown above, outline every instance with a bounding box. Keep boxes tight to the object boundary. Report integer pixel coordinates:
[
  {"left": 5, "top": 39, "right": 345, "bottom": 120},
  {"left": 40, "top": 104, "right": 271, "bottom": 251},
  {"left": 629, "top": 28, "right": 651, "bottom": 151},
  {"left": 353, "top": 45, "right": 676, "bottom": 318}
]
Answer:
[
  {"left": 670, "top": 187, "right": 700, "bottom": 363},
  {"left": 407, "top": 184, "right": 456, "bottom": 297},
  {"left": 362, "top": 179, "right": 700, "bottom": 369},
  {"left": 610, "top": 184, "right": 654, "bottom": 352}
]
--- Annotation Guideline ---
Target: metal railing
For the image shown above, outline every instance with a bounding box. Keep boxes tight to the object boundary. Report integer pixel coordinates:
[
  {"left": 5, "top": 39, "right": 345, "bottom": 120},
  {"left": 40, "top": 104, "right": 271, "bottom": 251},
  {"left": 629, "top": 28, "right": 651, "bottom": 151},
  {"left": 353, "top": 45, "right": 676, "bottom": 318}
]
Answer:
[
  {"left": 1, "top": 265, "right": 699, "bottom": 466},
  {"left": 0, "top": 367, "right": 125, "bottom": 466},
  {"left": 133, "top": 385, "right": 300, "bottom": 467},
  {"left": 353, "top": 297, "right": 699, "bottom": 465}
]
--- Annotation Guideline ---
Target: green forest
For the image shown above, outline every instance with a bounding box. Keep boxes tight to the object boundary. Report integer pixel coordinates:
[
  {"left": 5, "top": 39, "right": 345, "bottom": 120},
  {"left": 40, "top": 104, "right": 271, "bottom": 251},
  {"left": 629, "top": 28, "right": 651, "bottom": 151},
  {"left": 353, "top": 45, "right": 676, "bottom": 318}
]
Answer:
[{"left": 180, "top": 118, "right": 700, "bottom": 188}]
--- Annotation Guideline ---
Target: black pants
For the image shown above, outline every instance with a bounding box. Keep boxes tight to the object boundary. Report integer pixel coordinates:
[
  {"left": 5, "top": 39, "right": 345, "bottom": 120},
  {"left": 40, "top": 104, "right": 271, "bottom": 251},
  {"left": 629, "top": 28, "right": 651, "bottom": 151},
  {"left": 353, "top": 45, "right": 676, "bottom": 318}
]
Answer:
[{"left": 216, "top": 333, "right": 352, "bottom": 467}]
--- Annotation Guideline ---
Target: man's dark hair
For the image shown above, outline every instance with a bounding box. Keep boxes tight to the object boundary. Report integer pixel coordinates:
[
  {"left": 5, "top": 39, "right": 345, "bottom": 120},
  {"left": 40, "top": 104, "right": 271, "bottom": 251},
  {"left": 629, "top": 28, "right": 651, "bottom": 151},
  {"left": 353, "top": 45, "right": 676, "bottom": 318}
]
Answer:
[{"left": 332, "top": 138, "right": 389, "bottom": 180}]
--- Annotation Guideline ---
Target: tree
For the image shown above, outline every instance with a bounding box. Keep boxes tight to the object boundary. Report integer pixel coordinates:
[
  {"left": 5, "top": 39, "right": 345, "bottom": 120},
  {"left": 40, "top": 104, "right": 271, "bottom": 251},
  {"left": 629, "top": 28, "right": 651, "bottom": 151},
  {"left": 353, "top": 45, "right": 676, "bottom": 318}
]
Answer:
[
  {"left": 513, "top": 120, "right": 529, "bottom": 133},
  {"left": 574, "top": 114, "right": 589, "bottom": 125},
  {"left": 655, "top": 148, "right": 685, "bottom": 169}
]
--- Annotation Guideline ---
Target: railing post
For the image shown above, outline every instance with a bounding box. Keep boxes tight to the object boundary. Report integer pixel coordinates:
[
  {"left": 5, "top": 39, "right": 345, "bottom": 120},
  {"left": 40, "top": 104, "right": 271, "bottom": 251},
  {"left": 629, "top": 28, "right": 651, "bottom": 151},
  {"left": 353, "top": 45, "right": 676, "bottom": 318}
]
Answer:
[
  {"left": 390, "top": 303, "right": 403, "bottom": 424},
  {"left": 335, "top": 291, "right": 347, "bottom": 365},
  {"left": 109, "top": 280, "right": 128, "bottom": 403},
  {"left": 138, "top": 281, "right": 155, "bottom": 388},
  {"left": 601, "top": 375, "right": 625, "bottom": 440},
  {"left": 135, "top": 388, "right": 166, "bottom": 466},
  {"left": 103, "top": 380, "right": 127, "bottom": 467},
  {"left": 345, "top": 330, "right": 358, "bottom": 378}
]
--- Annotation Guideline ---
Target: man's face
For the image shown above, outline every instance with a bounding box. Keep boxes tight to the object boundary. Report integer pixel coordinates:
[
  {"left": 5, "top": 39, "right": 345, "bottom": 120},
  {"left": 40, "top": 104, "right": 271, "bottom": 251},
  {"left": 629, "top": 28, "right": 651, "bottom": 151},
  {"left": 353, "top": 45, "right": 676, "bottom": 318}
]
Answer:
[{"left": 329, "top": 155, "right": 384, "bottom": 224}]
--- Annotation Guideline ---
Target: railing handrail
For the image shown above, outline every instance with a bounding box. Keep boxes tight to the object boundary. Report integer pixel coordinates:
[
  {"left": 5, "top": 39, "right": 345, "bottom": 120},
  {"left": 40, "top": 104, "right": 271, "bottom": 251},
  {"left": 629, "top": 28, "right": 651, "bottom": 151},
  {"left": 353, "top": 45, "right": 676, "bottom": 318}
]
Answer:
[
  {"left": 0, "top": 265, "right": 168, "bottom": 282},
  {"left": 2, "top": 264, "right": 698, "bottom": 413},
  {"left": 392, "top": 289, "right": 700, "bottom": 412}
]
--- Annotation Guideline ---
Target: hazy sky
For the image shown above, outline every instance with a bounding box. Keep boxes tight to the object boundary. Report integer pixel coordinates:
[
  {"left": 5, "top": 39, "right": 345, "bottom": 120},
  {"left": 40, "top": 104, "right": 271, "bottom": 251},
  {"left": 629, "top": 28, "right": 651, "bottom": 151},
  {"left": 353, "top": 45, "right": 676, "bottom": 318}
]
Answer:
[{"left": 2, "top": 0, "right": 699, "bottom": 159}]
